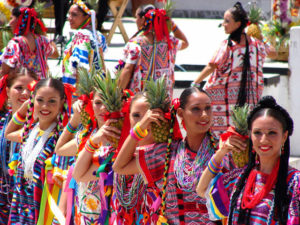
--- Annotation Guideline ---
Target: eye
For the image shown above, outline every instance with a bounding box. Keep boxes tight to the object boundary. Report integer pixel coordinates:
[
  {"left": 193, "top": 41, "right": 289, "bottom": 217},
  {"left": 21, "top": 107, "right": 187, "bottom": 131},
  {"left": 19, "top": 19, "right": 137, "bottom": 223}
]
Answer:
[
  {"left": 36, "top": 98, "right": 43, "bottom": 103},
  {"left": 14, "top": 86, "right": 23, "bottom": 91},
  {"left": 253, "top": 130, "right": 262, "bottom": 135},
  {"left": 205, "top": 106, "right": 211, "bottom": 111},
  {"left": 268, "top": 131, "right": 277, "bottom": 135},
  {"left": 94, "top": 101, "right": 102, "bottom": 106},
  {"left": 132, "top": 113, "right": 140, "bottom": 118},
  {"left": 191, "top": 107, "right": 201, "bottom": 113},
  {"left": 49, "top": 99, "right": 57, "bottom": 104}
]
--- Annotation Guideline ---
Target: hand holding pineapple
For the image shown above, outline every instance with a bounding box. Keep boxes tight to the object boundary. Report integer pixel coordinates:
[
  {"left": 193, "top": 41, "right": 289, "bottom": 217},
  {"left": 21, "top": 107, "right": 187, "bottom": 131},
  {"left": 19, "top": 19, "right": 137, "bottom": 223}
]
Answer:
[
  {"left": 90, "top": 119, "right": 122, "bottom": 146},
  {"left": 138, "top": 108, "right": 168, "bottom": 132},
  {"left": 70, "top": 100, "right": 83, "bottom": 127}
]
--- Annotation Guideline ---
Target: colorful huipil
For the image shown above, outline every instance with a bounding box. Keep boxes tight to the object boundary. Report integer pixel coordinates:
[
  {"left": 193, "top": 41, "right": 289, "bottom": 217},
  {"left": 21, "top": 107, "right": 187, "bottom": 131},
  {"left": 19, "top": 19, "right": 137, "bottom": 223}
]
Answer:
[
  {"left": 204, "top": 37, "right": 267, "bottom": 137},
  {"left": 8, "top": 123, "right": 72, "bottom": 225},
  {"left": 0, "top": 111, "right": 20, "bottom": 225},
  {"left": 62, "top": 29, "right": 107, "bottom": 87},
  {"left": 1, "top": 35, "right": 54, "bottom": 79},
  {"left": 205, "top": 167, "right": 300, "bottom": 224},
  {"left": 121, "top": 34, "right": 181, "bottom": 98},
  {"left": 137, "top": 134, "right": 218, "bottom": 224},
  {"left": 74, "top": 144, "right": 113, "bottom": 225}
]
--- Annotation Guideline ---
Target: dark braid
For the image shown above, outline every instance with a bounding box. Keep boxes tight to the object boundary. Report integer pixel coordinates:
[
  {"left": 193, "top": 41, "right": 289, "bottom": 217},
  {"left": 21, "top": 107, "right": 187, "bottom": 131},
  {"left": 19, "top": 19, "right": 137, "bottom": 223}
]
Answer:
[
  {"left": 229, "top": 96, "right": 293, "bottom": 224},
  {"left": 22, "top": 94, "right": 35, "bottom": 143}
]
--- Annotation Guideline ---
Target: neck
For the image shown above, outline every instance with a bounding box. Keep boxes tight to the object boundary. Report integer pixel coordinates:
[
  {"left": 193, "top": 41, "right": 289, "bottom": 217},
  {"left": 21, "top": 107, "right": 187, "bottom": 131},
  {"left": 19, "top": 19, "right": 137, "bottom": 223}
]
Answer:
[
  {"left": 186, "top": 132, "right": 206, "bottom": 151},
  {"left": 259, "top": 156, "right": 280, "bottom": 174},
  {"left": 39, "top": 120, "right": 55, "bottom": 131}
]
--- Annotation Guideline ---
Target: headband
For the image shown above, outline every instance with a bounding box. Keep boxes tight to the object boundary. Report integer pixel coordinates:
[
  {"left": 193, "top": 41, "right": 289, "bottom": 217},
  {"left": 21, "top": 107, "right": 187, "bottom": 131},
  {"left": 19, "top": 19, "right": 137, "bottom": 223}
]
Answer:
[{"left": 74, "top": 0, "right": 91, "bottom": 15}]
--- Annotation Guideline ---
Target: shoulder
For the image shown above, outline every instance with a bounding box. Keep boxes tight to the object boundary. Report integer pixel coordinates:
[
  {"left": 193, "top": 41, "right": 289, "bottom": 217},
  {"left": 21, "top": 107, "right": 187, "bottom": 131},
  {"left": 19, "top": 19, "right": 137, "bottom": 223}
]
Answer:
[{"left": 287, "top": 166, "right": 300, "bottom": 186}]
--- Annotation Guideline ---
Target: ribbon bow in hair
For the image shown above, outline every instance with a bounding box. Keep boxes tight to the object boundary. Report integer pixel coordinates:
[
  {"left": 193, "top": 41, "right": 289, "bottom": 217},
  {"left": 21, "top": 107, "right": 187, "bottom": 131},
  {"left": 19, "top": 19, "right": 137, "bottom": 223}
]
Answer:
[{"left": 0, "top": 75, "right": 9, "bottom": 110}]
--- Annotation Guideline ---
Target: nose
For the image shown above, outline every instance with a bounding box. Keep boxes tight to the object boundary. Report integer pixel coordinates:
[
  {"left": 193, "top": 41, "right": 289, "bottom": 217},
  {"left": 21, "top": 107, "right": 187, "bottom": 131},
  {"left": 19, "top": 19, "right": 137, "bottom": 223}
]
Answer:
[
  {"left": 260, "top": 133, "right": 268, "bottom": 143},
  {"left": 22, "top": 89, "right": 30, "bottom": 98}
]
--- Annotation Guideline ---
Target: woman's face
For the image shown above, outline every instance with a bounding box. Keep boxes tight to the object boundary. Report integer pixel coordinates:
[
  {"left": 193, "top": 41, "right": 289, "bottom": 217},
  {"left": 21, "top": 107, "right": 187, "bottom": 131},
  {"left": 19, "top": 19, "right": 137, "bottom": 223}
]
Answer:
[
  {"left": 9, "top": 15, "right": 18, "bottom": 32},
  {"left": 92, "top": 94, "right": 108, "bottom": 126},
  {"left": 178, "top": 91, "right": 213, "bottom": 136},
  {"left": 251, "top": 115, "right": 288, "bottom": 162},
  {"left": 7, "top": 75, "right": 35, "bottom": 113},
  {"left": 68, "top": 5, "right": 89, "bottom": 29},
  {"left": 222, "top": 10, "right": 241, "bottom": 34},
  {"left": 130, "top": 97, "right": 149, "bottom": 128},
  {"left": 34, "top": 86, "right": 63, "bottom": 129},
  {"left": 135, "top": 9, "right": 145, "bottom": 29}
]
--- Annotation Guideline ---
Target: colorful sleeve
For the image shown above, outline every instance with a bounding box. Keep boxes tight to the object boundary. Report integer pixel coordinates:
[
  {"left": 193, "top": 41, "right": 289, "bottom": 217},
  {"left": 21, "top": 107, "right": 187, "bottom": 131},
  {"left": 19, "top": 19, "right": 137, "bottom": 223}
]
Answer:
[
  {"left": 39, "top": 35, "right": 54, "bottom": 57},
  {"left": 1, "top": 38, "right": 20, "bottom": 68},
  {"left": 256, "top": 39, "right": 267, "bottom": 64},
  {"left": 136, "top": 143, "right": 169, "bottom": 184},
  {"left": 170, "top": 35, "right": 182, "bottom": 50},
  {"left": 122, "top": 40, "right": 141, "bottom": 65},
  {"left": 209, "top": 40, "right": 230, "bottom": 69},
  {"left": 97, "top": 32, "right": 107, "bottom": 53},
  {"left": 205, "top": 168, "right": 242, "bottom": 220},
  {"left": 287, "top": 169, "right": 300, "bottom": 224}
]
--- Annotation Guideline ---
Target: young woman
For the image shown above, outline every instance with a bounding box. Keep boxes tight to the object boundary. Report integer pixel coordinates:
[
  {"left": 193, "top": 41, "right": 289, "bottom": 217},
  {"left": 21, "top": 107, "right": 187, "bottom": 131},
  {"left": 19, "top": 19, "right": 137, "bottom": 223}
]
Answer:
[
  {"left": 62, "top": 0, "right": 107, "bottom": 87},
  {"left": 1, "top": 7, "right": 58, "bottom": 78},
  {"left": 193, "top": 2, "right": 277, "bottom": 137},
  {"left": 0, "top": 68, "right": 37, "bottom": 225},
  {"left": 5, "top": 78, "right": 72, "bottom": 225},
  {"left": 197, "top": 96, "right": 300, "bottom": 224},
  {"left": 113, "top": 87, "right": 219, "bottom": 224},
  {"left": 118, "top": 4, "right": 188, "bottom": 98}
]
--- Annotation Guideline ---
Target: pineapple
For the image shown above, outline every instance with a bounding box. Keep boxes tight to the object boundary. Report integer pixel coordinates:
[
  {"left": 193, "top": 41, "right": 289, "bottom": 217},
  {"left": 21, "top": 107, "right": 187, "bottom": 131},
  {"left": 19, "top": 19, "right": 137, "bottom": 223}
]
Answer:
[
  {"left": 230, "top": 104, "right": 250, "bottom": 168},
  {"left": 145, "top": 77, "right": 171, "bottom": 143},
  {"left": 93, "top": 70, "right": 123, "bottom": 148},
  {"left": 77, "top": 67, "right": 95, "bottom": 128},
  {"left": 163, "top": 0, "right": 175, "bottom": 32},
  {"left": 247, "top": 4, "right": 264, "bottom": 40}
]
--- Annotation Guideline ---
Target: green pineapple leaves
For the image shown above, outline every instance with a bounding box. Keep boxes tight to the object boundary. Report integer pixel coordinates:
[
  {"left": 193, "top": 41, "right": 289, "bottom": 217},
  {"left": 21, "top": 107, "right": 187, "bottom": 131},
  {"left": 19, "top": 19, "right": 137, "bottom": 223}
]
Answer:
[{"left": 230, "top": 104, "right": 250, "bottom": 136}]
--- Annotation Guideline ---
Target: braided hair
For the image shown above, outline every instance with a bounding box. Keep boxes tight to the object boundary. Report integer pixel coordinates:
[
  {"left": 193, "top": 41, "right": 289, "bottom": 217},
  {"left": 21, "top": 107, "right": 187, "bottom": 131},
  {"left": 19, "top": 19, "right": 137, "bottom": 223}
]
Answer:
[
  {"left": 228, "top": 95, "right": 294, "bottom": 224},
  {"left": 21, "top": 78, "right": 67, "bottom": 144}
]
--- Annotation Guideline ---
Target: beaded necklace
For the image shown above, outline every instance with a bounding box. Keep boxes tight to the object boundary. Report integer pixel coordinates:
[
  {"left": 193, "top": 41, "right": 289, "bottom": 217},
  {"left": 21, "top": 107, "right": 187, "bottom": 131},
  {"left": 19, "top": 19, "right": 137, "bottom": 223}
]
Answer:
[
  {"left": 114, "top": 173, "right": 147, "bottom": 210},
  {"left": 174, "top": 134, "right": 215, "bottom": 192}
]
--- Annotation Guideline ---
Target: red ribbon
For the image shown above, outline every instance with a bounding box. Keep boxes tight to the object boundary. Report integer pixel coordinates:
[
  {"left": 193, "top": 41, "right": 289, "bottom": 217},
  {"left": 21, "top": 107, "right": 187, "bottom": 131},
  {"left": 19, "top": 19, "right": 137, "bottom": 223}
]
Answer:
[
  {"left": 0, "top": 75, "right": 8, "bottom": 110},
  {"left": 172, "top": 98, "right": 180, "bottom": 110},
  {"left": 27, "top": 80, "right": 38, "bottom": 92},
  {"left": 164, "top": 112, "right": 171, "bottom": 120},
  {"left": 220, "top": 126, "right": 249, "bottom": 142},
  {"left": 79, "top": 94, "right": 96, "bottom": 129},
  {"left": 14, "top": 8, "right": 47, "bottom": 36},
  {"left": 63, "top": 84, "right": 76, "bottom": 126}
]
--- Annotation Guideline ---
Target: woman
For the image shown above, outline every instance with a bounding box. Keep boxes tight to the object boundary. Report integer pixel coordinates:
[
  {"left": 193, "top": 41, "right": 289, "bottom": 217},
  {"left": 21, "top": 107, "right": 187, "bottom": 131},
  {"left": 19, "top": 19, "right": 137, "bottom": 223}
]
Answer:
[
  {"left": 193, "top": 2, "right": 277, "bottom": 137},
  {"left": 5, "top": 78, "right": 72, "bottom": 225},
  {"left": 113, "top": 87, "right": 219, "bottom": 224},
  {"left": 1, "top": 7, "right": 58, "bottom": 78},
  {"left": 118, "top": 4, "right": 188, "bottom": 98},
  {"left": 0, "top": 68, "right": 36, "bottom": 225},
  {"left": 62, "top": 0, "right": 107, "bottom": 87},
  {"left": 197, "top": 96, "right": 300, "bottom": 224}
]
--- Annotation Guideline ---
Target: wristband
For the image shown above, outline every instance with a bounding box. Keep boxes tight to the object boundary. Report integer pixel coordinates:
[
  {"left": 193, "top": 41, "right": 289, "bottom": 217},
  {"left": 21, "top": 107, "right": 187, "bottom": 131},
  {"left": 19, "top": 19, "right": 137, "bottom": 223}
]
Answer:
[
  {"left": 207, "top": 155, "right": 223, "bottom": 175},
  {"left": 12, "top": 112, "right": 26, "bottom": 126},
  {"left": 85, "top": 138, "right": 100, "bottom": 154},
  {"left": 66, "top": 122, "right": 78, "bottom": 134},
  {"left": 190, "top": 82, "right": 201, "bottom": 88}
]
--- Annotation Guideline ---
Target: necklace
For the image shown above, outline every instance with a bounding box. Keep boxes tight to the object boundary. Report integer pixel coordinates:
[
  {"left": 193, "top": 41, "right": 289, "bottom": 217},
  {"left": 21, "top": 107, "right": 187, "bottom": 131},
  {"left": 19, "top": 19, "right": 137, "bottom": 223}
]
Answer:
[
  {"left": 241, "top": 160, "right": 280, "bottom": 209},
  {"left": 174, "top": 134, "right": 215, "bottom": 192}
]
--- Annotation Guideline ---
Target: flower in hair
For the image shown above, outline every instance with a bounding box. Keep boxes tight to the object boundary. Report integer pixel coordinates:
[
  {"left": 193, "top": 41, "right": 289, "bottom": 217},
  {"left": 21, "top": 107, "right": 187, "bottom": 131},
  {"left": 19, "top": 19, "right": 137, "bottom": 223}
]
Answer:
[{"left": 172, "top": 98, "right": 180, "bottom": 110}]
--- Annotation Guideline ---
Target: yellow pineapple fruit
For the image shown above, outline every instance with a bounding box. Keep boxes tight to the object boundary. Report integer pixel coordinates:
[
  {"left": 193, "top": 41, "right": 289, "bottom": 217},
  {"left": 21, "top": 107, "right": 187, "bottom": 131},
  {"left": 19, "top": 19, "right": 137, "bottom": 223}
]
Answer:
[
  {"left": 77, "top": 67, "right": 96, "bottom": 128},
  {"left": 230, "top": 104, "right": 250, "bottom": 168},
  {"left": 93, "top": 71, "right": 123, "bottom": 148},
  {"left": 145, "top": 76, "right": 171, "bottom": 143},
  {"left": 247, "top": 4, "right": 264, "bottom": 40}
]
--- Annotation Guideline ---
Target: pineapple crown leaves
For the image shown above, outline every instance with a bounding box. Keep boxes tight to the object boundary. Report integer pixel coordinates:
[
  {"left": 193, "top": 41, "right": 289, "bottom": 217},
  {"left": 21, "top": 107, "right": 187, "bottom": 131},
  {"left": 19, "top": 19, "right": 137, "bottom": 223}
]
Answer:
[
  {"left": 93, "top": 70, "right": 123, "bottom": 113},
  {"left": 145, "top": 76, "right": 171, "bottom": 113},
  {"left": 164, "top": 0, "right": 175, "bottom": 18},
  {"left": 77, "top": 67, "right": 96, "bottom": 96},
  {"left": 248, "top": 4, "right": 264, "bottom": 24},
  {"left": 230, "top": 104, "right": 250, "bottom": 136}
]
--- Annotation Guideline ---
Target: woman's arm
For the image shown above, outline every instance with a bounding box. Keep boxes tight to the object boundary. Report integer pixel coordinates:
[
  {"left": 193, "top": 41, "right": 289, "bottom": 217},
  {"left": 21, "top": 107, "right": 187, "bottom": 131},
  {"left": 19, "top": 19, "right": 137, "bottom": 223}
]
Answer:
[
  {"left": 172, "top": 22, "right": 189, "bottom": 50},
  {"left": 118, "top": 63, "right": 135, "bottom": 90},
  {"left": 55, "top": 101, "right": 82, "bottom": 156},
  {"left": 5, "top": 100, "right": 29, "bottom": 142},
  {"left": 196, "top": 135, "right": 247, "bottom": 198},
  {"left": 193, "top": 63, "right": 217, "bottom": 84},
  {"left": 113, "top": 109, "right": 166, "bottom": 175},
  {"left": 72, "top": 119, "right": 121, "bottom": 182},
  {"left": 49, "top": 40, "right": 59, "bottom": 59}
]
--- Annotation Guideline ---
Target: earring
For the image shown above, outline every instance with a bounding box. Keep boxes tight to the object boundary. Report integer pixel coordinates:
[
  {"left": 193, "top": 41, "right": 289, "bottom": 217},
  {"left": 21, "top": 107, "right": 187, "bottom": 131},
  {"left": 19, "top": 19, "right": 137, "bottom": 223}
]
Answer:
[{"left": 281, "top": 145, "right": 284, "bottom": 155}]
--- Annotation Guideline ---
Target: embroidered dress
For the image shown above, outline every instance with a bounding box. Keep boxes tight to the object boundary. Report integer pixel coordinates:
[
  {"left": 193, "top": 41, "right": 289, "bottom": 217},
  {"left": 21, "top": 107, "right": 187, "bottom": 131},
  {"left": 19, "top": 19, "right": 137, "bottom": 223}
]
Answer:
[
  {"left": 8, "top": 124, "right": 69, "bottom": 225},
  {"left": 204, "top": 37, "right": 267, "bottom": 137},
  {"left": 122, "top": 34, "right": 181, "bottom": 98},
  {"left": 1, "top": 35, "right": 54, "bottom": 78},
  {"left": 205, "top": 167, "right": 300, "bottom": 224},
  {"left": 62, "top": 29, "right": 107, "bottom": 86},
  {"left": 0, "top": 111, "right": 20, "bottom": 225},
  {"left": 137, "top": 135, "right": 217, "bottom": 224}
]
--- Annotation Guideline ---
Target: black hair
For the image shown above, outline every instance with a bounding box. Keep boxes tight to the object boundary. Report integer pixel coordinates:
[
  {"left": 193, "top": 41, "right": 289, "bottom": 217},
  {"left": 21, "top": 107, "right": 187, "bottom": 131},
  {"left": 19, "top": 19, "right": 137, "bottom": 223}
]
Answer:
[
  {"left": 228, "top": 96, "right": 293, "bottom": 225},
  {"left": 33, "top": 78, "right": 65, "bottom": 100},
  {"left": 179, "top": 87, "right": 211, "bottom": 109},
  {"left": 228, "top": 2, "right": 248, "bottom": 44},
  {"left": 137, "top": 4, "right": 155, "bottom": 18}
]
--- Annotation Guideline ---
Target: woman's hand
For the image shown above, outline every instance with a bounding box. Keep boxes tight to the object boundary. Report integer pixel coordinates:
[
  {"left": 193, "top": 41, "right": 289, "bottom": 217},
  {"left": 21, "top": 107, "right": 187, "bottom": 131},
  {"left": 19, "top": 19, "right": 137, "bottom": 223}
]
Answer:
[
  {"left": 91, "top": 119, "right": 121, "bottom": 145},
  {"left": 18, "top": 99, "right": 30, "bottom": 118},
  {"left": 71, "top": 100, "right": 83, "bottom": 123},
  {"left": 139, "top": 109, "right": 168, "bottom": 131},
  {"left": 219, "top": 135, "right": 247, "bottom": 154}
]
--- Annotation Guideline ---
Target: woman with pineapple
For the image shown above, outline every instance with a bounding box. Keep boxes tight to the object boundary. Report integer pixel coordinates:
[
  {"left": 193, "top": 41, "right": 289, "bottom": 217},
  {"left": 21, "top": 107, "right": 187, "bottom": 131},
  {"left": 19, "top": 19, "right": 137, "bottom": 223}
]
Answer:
[
  {"left": 193, "top": 2, "right": 277, "bottom": 137},
  {"left": 0, "top": 68, "right": 37, "bottom": 225},
  {"left": 197, "top": 96, "right": 300, "bottom": 225},
  {"left": 118, "top": 4, "right": 188, "bottom": 98},
  {"left": 62, "top": 0, "right": 107, "bottom": 87},
  {"left": 4, "top": 78, "right": 74, "bottom": 224},
  {"left": 113, "top": 85, "right": 222, "bottom": 224}
]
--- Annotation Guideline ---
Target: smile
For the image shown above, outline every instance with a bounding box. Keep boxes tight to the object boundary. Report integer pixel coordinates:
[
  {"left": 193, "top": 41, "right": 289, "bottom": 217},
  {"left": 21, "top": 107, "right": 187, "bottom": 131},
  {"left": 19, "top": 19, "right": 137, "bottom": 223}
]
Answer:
[
  {"left": 259, "top": 145, "right": 271, "bottom": 152},
  {"left": 197, "top": 121, "right": 209, "bottom": 126},
  {"left": 40, "top": 110, "right": 51, "bottom": 116}
]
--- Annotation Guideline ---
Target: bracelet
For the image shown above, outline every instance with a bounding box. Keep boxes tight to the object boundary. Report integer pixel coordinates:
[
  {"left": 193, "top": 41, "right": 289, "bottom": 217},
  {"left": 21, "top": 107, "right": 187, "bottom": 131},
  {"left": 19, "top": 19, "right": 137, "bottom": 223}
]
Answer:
[
  {"left": 172, "top": 24, "right": 178, "bottom": 32},
  {"left": 130, "top": 122, "right": 148, "bottom": 141},
  {"left": 12, "top": 112, "right": 26, "bottom": 126},
  {"left": 66, "top": 122, "right": 78, "bottom": 134},
  {"left": 85, "top": 138, "right": 100, "bottom": 154},
  {"left": 130, "top": 128, "right": 141, "bottom": 141},
  {"left": 207, "top": 155, "right": 223, "bottom": 175},
  {"left": 190, "top": 82, "right": 201, "bottom": 88},
  {"left": 135, "top": 122, "right": 148, "bottom": 136}
]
